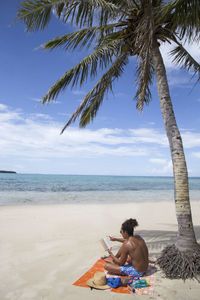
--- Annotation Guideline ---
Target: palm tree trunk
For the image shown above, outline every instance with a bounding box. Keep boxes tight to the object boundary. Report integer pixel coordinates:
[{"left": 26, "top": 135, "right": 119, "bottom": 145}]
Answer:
[{"left": 152, "top": 42, "right": 197, "bottom": 251}]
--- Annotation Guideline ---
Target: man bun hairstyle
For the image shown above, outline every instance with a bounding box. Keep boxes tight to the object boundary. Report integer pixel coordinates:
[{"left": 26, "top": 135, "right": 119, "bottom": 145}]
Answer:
[{"left": 122, "top": 218, "right": 138, "bottom": 236}]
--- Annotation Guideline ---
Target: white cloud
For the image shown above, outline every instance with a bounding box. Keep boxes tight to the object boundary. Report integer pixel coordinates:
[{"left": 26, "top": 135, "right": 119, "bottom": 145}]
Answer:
[
  {"left": 151, "top": 161, "right": 173, "bottom": 175},
  {"left": 167, "top": 73, "right": 191, "bottom": 88},
  {"left": 31, "top": 97, "right": 42, "bottom": 103},
  {"left": 184, "top": 41, "right": 200, "bottom": 63},
  {"left": 0, "top": 105, "right": 151, "bottom": 160},
  {"left": 160, "top": 39, "right": 200, "bottom": 89},
  {"left": 0, "top": 104, "right": 23, "bottom": 122},
  {"left": 30, "top": 113, "right": 52, "bottom": 120},
  {"left": 160, "top": 39, "right": 200, "bottom": 71},
  {"left": 192, "top": 152, "right": 200, "bottom": 159},
  {"left": 1, "top": 105, "right": 199, "bottom": 160},
  {"left": 0, "top": 104, "right": 199, "bottom": 175},
  {"left": 0, "top": 104, "right": 8, "bottom": 111},
  {"left": 31, "top": 97, "right": 61, "bottom": 104},
  {"left": 129, "top": 128, "right": 168, "bottom": 146},
  {"left": 149, "top": 158, "right": 167, "bottom": 164},
  {"left": 155, "top": 40, "right": 199, "bottom": 93},
  {"left": 72, "top": 90, "right": 86, "bottom": 96},
  {"left": 114, "top": 92, "right": 128, "bottom": 98},
  {"left": 182, "top": 132, "right": 200, "bottom": 148},
  {"left": 160, "top": 41, "right": 178, "bottom": 70}
]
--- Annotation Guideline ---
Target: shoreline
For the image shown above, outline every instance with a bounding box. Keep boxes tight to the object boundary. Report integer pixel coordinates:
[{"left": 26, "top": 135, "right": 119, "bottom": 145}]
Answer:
[
  {"left": 0, "top": 190, "right": 200, "bottom": 206},
  {"left": 0, "top": 201, "right": 200, "bottom": 299}
]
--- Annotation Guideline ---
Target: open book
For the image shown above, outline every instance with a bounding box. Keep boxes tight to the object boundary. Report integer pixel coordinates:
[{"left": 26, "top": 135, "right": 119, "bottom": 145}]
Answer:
[{"left": 100, "top": 237, "right": 112, "bottom": 251}]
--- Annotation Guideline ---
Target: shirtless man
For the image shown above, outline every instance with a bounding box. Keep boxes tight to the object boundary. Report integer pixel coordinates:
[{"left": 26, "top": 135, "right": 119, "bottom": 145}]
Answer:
[{"left": 104, "top": 218, "right": 148, "bottom": 278}]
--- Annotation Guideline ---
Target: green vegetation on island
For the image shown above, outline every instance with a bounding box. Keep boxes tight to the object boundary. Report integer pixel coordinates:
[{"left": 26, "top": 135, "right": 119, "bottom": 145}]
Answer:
[{"left": 0, "top": 170, "right": 16, "bottom": 174}]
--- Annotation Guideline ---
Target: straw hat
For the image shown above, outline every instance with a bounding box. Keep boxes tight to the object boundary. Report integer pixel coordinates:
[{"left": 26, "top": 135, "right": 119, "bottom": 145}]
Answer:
[{"left": 86, "top": 272, "right": 110, "bottom": 290}]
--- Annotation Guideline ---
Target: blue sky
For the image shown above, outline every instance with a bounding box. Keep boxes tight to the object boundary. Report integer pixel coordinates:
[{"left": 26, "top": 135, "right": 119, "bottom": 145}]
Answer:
[{"left": 0, "top": 1, "right": 200, "bottom": 176}]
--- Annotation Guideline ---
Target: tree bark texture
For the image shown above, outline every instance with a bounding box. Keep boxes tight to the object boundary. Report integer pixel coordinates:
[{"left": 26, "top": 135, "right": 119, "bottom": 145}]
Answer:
[{"left": 152, "top": 42, "right": 197, "bottom": 251}]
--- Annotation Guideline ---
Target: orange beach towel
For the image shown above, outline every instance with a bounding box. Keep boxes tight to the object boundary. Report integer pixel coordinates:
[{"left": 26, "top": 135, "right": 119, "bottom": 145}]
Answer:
[{"left": 73, "top": 258, "right": 156, "bottom": 295}]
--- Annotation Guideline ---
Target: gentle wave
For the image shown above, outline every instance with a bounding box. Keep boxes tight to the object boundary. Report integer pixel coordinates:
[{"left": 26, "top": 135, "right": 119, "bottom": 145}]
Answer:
[
  {"left": 0, "top": 190, "right": 199, "bottom": 206},
  {"left": 0, "top": 174, "right": 199, "bottom": 205},
  {"left": 1, "top": 173, "right": 200, "bottom": 192}
]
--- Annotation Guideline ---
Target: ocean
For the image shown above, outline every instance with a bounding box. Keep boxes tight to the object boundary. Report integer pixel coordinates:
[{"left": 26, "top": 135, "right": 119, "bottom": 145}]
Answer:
[{"left": 0, "top": 173, "right": 199, "bottom": 205}]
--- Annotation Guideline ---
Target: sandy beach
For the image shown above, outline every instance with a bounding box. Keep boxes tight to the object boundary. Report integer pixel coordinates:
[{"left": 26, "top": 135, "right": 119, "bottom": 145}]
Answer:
[{"left": 0, "top": 201, "right": 200, "bottom": 300}]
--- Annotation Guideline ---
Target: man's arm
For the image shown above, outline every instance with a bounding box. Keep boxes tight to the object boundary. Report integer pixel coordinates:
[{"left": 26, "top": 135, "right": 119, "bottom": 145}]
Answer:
[
  {"left": 107, "top": 244, "right": 128, "bottom": 266},
  {"left": 109, "top": 236, "right": 125, "bottom": 243},
  {"left": 103, "top": 247, "right": 121, "bottom": 263}
]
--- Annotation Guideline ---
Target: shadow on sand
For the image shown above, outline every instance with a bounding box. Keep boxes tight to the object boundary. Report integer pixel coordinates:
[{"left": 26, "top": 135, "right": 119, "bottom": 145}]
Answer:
[{"left": 137, "top": 225, "right": 200, "bottom": 259}]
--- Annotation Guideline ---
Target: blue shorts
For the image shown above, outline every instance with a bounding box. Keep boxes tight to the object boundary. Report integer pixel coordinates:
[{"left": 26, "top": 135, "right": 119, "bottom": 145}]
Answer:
[{"left": 120, "top": 263, "right": 145, "bottom": 279}]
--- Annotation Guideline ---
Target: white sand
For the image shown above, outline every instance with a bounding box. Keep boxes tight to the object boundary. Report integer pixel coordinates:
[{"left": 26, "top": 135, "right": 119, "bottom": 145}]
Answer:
[{"left": 0, "top": 201, "right": 200, "bottom": 300}]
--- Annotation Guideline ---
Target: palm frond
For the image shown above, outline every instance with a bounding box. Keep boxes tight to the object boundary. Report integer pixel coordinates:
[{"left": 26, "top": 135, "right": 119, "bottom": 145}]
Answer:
[
  {"left": 42, "top": 40, "right": 122, "bottom": 104},
  {"left": 39, "top": 23, "right": 119, "bottom": 51},
  {"left": 61, "top": 0, "right": 120, "bottom": 27},
  {"left": 60, "top": 53, "right": 128, "bottom": 132},
  {"left": 133, "top": 0, "right": 154, "bottom": 111},
  {"left": 54, "top": 2, "right": 65, "bottom": 18},
  {"left": 17, "top": 0, "right": 122, "bottom": 31},
  {"left": 16, "top": 0, "right": 63, "bottom": 31},
  {"left": 168, "top": 0, "right": 200, "bottom": 41},
  {"left": 170, "top": 42, "right": 200, "bottom": 80},
  {"left": 135, "top": 55, "right": 154, "bottom": 112},
  {"left": 98, "top": 29, "right": 125, "bottom": 43}
]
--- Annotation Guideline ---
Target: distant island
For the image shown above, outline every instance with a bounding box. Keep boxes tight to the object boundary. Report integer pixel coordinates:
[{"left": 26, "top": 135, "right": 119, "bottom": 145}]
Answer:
[{"left": 0, "top": 170, "right": 17, "bottom": 174}]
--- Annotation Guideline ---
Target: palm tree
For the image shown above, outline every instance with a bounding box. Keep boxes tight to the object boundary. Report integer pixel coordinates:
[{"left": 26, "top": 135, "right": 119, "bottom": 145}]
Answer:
[{"left": 17, "top": 0, "right": 200, "bottom": 279}]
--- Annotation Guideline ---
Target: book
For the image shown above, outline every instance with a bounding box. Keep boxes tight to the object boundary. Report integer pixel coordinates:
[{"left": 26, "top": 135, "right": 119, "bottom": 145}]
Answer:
[{"left": 100, "top": 237, "right": 112, "bottom": 251}]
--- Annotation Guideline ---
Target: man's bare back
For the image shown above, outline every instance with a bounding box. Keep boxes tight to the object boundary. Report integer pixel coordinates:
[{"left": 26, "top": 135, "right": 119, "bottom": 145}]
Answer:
[
  {"left": 104, "top": 219, "right": 149, "bottom": 276},
  {"left": 125, "top": 235, "right": 148, "bottom": 272}
]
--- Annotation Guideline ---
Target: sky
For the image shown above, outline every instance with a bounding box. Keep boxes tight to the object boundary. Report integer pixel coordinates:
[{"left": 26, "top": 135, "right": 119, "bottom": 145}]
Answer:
[{"left": 0, "top": 1, "right": 200, "bottom": 176}]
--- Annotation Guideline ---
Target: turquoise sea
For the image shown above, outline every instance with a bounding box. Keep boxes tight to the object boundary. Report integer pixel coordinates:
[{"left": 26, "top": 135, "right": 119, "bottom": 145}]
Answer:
[{"left": 0, "top": 174, "right": 199, "bottom": 205}]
